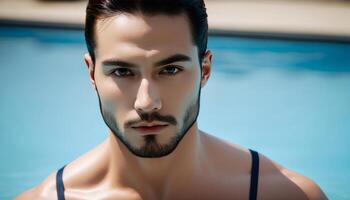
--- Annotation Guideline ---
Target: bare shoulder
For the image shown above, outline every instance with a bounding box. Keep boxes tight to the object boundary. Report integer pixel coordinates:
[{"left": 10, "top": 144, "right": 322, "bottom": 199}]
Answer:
[
  {"left": 258, "top": 153, "right": 328, "bottom": 200},
  {"left": 200, "top": 132, "right": 327, "bottom": 199},
  {"left": 14, "top": 172, "right": 57, "bottom": 200},
  {"left": 15, "top": 140, "right": 109, "bottom": 199}
]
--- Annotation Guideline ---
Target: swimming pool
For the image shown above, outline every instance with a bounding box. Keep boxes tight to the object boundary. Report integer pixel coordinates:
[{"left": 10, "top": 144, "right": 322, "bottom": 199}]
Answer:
[{"left": 0, "top": 25, "right": 349, "bottom": 199}]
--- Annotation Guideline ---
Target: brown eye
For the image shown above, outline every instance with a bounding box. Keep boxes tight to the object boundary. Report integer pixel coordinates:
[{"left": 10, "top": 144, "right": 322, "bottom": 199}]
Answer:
[
  {"left": 113, "top": 68, "right": 134, "bottom": 77},
  {"left": 160, "top": 66, "right": 181, "bottom": 75}
]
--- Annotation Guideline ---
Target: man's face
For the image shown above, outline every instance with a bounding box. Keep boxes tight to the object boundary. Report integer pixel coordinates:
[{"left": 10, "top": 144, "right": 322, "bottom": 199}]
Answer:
[{"left": 87, "top": 13, "right": 208, "bottom": 158}]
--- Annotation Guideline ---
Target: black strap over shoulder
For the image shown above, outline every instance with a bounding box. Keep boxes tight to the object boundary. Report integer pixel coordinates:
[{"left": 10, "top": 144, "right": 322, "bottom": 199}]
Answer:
[
  {"left": 56, "top": 165, "right": 66, "bottom": 200},
  {"left": 249, "top": 149, "right": 259, "bottom": 200}
]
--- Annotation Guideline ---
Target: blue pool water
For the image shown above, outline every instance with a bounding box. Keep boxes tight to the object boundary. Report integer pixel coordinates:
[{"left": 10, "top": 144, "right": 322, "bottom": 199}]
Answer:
[{"left": 0, "top": 26, "right": 350, "bottom": 199}]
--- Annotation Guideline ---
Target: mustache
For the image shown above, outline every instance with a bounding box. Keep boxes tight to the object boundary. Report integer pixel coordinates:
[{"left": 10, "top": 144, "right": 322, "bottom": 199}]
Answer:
[{"left": 125, "top": 112, "right": 177, "bottom": 128}]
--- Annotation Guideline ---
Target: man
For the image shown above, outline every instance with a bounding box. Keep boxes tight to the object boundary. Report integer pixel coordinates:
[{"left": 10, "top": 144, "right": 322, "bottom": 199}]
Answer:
[{"left": 16, "top": 0, "right": 327, "bottom": 199}]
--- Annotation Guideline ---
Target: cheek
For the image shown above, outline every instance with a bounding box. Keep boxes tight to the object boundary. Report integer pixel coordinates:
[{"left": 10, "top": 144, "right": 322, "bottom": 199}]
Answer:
[
  {"left": 96, "top": 74, "right": 134, "bottom": 118},
  {"left": 97, "top": 78, "right": 122, "bottom": 104},
  {"left": 161, "top": 69, "right": 200, "bottom": 113}
]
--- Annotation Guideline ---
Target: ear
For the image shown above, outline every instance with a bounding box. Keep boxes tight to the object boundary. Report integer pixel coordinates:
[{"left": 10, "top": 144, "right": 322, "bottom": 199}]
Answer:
[
  {"left": 200, "top": 50, "right": 212, "bottom": 88},
  {"left": 84, "top": 53, "right": 96, "bottom": 90}
]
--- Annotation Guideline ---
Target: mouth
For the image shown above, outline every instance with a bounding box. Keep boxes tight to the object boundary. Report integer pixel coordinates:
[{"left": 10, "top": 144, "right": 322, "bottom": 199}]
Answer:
[{"left": 132, "top": 124, "right": 169, "bottom": 134}]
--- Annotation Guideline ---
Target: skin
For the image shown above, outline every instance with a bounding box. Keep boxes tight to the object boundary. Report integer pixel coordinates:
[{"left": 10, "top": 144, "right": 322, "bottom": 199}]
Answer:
[{"left": 15, "top": 13, "right": 328, "bottom": 200}]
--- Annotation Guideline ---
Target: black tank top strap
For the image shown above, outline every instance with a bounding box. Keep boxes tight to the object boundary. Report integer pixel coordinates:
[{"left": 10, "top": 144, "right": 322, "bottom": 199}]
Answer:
[
  {"left": 56, "top": 165, "right": 66, "bottom": 200},
  {"left": 249, "top": 149, "right": 259, "bottom": 200}
]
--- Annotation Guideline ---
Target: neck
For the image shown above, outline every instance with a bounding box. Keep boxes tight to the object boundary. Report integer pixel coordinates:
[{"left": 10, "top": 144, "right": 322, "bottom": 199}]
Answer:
[{"left": 106, "top": 122, "right": 203, "bottom": 193}]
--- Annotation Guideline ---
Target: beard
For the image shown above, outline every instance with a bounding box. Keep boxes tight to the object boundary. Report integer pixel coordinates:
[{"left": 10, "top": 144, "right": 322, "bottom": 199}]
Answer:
[{"left": 96, "top": 89, "right": 201, "bottom": 158}]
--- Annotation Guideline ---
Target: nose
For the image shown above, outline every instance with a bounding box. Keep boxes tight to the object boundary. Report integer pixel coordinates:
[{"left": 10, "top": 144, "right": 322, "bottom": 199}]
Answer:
[{"left": 134, "top": 78, "right": 162, "bottom": 113}]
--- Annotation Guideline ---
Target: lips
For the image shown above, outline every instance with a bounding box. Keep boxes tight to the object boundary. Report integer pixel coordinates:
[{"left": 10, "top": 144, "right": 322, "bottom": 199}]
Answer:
[{"left": 132, "top": 124, "right": 168, "bottom": 134}]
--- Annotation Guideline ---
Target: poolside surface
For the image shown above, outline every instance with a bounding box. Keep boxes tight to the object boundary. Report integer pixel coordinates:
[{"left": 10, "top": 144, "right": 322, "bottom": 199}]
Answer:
[{"left": 1, "top": 0, "right": 350, "bottom": 40}]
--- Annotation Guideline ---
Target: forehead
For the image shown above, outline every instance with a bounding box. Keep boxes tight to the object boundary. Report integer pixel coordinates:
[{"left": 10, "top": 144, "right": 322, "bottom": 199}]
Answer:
[{"left": 95, "top": 13, "right": 196, "bottom": 61}]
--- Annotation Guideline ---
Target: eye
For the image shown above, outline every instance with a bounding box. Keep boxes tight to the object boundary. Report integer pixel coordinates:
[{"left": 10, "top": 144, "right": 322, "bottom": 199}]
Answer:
[
  {"left": 159, "top": 66, "right": 182, "bottom": 75},
  {"left": 113, "top": 68, "right": 134, "bottom": 77}
]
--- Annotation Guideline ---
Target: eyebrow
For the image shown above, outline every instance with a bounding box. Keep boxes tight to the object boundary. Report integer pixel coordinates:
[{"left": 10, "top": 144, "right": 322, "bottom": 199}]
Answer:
[
  {"left": 155, "top": 54, "right": 191, "bottom": 66},
  {"left": 101, "top": 54, "right": 191, "bottom": 68},
  {"left": 102, "top": 60, "right": 136, "bottom": 68}
]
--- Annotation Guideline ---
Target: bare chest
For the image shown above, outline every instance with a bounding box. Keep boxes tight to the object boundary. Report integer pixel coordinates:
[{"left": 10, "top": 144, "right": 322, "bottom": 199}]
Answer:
[
  {"left": 161, "top": 174, "right": 251, "bottom": 200},
  {"left": 64, "top": 175, "right": 251, "bottom": 200}
]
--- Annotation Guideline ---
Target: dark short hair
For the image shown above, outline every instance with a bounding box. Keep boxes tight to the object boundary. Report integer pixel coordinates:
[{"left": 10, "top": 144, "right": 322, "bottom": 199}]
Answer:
[{"left": 85, "top": 0, "right": 208, "bottom": 65}]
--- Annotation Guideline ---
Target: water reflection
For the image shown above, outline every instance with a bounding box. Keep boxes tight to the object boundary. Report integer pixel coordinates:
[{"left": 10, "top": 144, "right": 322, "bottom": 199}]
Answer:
[{"left": 209, "top": 36, "right": 350, "bottom": 74}]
